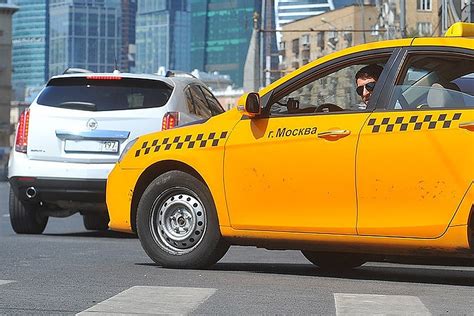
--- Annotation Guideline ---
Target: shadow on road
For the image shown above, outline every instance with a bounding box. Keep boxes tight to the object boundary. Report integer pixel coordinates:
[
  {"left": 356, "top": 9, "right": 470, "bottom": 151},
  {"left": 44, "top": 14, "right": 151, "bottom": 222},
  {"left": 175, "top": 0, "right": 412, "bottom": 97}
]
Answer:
[
  {"left": 43, "top": 230, "right": 137, "bottom": 239},
  {"left": 211, "top": 262, "right": 474, "bottom": 286},
  {"left": 136, "top": 261, "right": 474, "bottom": 287}
]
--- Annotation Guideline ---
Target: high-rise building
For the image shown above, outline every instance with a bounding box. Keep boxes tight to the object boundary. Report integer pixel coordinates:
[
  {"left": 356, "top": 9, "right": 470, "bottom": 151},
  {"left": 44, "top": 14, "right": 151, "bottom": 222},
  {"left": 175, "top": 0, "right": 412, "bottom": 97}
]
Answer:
[
  {"left": 120, "top": 0, "right": 136, "bottom": 72},
  {"left": 135, "top": 0, "right": 190, "bottom": 74},
  {"left": 191, "top": 0, "right": 261, "bottom": 88},
  {"left": 0, "top": 0, "right": 18, "bottom": 163},
  {"left": 49, "top": 0, "right": 122, "bottom": 77},
  {"left": 11, "top": 0, "right": 49, "bottom": 100}
]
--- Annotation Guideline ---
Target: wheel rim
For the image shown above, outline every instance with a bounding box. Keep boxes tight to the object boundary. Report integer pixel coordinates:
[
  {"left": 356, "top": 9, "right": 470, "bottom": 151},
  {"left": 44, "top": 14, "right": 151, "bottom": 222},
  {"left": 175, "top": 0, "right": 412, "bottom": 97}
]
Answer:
[{"left": 150, "top": 188, "right": 207, "bottom": 254}]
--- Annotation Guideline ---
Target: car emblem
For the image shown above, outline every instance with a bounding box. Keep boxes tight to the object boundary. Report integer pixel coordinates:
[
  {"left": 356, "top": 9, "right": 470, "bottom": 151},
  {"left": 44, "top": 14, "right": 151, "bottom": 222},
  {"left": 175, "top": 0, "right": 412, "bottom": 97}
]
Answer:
[{"left": 87, "top": 118, "right": 98, "bottom": 130}]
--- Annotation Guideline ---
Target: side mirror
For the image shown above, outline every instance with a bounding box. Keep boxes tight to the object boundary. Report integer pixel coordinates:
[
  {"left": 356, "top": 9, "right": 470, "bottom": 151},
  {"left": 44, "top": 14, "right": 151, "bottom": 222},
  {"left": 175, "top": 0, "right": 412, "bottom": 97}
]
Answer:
[{"left": 238, "top": 92, "right": 261, "bottom": 118}]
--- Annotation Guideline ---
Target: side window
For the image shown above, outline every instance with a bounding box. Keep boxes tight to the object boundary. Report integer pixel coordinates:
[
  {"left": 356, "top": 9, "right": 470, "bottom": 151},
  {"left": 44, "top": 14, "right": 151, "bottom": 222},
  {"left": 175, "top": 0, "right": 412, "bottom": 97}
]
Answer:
[
  {"left": 189, "top": 85, "right": 212, "bottom": 118},
  {"left": 200, "top": 86, "right": 225, "bottom": 116},
  {"left": 270, "top": 57, "right": 390, "bottom": 115},
  {"left": 184, "top": 87, "right": 196, "bottom": 114},
  {"left": 388, "top": 54, "right": 474, "bottom": 110}
]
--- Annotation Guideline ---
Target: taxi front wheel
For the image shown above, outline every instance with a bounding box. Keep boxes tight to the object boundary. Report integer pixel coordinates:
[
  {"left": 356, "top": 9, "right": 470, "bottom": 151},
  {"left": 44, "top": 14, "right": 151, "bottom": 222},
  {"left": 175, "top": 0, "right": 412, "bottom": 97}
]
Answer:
[
  {"left": 136, "top": 170, "right": 229, "bottom": 269},
  {"left": 301, "top": 251, "right": 366, "bottom": 270}
]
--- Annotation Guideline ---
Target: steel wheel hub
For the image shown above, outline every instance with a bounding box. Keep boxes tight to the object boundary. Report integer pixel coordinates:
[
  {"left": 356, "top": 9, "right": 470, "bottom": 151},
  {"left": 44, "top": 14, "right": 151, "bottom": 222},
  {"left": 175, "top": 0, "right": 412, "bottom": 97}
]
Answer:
[{"left": 153, "top": 191, "right": 206, "bottom": 253}]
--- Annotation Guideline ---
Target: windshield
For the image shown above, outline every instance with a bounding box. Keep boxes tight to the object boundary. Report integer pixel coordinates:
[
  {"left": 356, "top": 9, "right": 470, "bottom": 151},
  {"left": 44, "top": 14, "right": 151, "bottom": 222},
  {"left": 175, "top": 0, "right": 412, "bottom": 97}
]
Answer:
[{"left": 37, "top": 77, "right": 173, "bottom": 111}]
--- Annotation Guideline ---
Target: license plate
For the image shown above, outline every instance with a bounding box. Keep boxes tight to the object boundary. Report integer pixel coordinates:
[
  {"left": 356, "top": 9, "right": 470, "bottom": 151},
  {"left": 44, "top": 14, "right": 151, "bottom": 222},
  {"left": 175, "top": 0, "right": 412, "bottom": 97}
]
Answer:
[{"left": 64, "top": 140, "right": 119, "bottom": 153}]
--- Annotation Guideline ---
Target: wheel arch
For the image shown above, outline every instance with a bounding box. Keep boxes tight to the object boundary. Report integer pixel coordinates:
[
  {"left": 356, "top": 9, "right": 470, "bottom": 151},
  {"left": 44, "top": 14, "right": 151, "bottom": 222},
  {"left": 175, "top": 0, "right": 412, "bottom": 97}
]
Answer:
[
  {"left": 130, "top": 160, "right": 206, "bottom": 233},
  {"left": 468, "top": 204, "right": 474, "bottom": 251}
]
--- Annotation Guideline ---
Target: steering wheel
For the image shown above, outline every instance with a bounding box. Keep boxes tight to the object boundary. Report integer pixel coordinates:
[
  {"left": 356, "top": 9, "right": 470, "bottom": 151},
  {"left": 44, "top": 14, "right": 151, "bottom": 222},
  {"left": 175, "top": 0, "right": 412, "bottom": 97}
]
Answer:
[{"left": 315, "top": 103, "right": 344, "bottom": 113}]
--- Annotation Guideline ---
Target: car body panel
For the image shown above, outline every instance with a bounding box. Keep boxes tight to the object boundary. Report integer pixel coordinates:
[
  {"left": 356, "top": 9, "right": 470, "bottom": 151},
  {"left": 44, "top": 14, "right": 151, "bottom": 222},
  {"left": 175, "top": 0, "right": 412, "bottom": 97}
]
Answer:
[
  {"left": 106, "top": 166, "right": 141, "bottom": 232},
  {"left": 411, "top": 37, "right": 474, "bottom": 50},
  {"left": 224, "top": 113, "right": 371, "bottom": 234},
  {"left": 356, "top": 109, "right": 474, "bottom": 238},
  {"left": 109, "top": 109, "right": 243, "bottom": 231}
]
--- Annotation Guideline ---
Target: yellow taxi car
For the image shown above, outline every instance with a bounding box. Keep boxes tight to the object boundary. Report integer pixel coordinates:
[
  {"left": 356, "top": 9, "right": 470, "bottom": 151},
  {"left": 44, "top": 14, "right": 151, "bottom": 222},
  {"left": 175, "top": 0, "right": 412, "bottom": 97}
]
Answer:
[{"left": 107, "top": 22, "right": 474, "bottom": 269}]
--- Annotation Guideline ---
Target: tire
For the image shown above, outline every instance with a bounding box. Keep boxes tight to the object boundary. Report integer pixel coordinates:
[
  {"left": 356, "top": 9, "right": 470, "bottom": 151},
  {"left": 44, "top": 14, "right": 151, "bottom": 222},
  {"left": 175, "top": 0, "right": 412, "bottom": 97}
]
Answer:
[
  {"left": 137, "top": 170, "right": 229, "bottom": 269},
  {"left": 9, "top": 188, "right": 48, "bottom": 234},
  {"left": 83, "top": 213, "right": 109, "bottom": 231},
  {"left": 301, "top": 251, "right": 366, "bottom": 270}
]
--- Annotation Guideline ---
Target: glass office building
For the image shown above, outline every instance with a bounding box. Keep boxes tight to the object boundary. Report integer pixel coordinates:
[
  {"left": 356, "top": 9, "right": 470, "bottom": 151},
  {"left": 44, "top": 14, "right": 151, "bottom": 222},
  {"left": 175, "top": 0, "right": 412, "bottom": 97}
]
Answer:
[
  {"left": 11, "top": 0, "right": 49, "bottom": 100},
  {"left": 120, "top": 0, "right": 136, "bottom": 72},
  {"left": 49, "top": 0, "right": 122, "bottom": 77},
  {"left": 191, "top": 0, "right": 260, "bottom": 88},
  {"left": 135, "top": 0, "right": 190, "bottom": 74}
]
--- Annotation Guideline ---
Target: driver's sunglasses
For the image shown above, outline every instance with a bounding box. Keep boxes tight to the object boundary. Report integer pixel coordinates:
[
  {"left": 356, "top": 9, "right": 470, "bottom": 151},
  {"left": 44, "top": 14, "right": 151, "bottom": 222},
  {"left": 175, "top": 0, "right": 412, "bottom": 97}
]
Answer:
[{"left": 356, "top": 81, "right": 376, "bottom": 96}]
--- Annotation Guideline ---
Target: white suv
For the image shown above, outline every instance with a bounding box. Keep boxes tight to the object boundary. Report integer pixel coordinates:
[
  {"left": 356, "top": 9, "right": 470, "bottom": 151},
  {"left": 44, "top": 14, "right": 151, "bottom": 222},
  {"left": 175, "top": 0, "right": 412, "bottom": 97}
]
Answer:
[{"left": 8, "top": 71, "right": 224, "bottom": 234}]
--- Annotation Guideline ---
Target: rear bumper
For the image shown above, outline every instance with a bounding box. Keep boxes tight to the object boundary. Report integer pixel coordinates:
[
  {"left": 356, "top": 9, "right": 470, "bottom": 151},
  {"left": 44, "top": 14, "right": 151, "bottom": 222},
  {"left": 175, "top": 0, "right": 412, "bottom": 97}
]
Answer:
[{"left": 9, "top": 176, "right": 106, "bottom": 204}]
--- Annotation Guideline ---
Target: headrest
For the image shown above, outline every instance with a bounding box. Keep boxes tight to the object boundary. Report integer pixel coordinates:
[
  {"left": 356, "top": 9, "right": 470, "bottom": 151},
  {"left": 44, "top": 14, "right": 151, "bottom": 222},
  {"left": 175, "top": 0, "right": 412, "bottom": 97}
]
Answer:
[{"left": 426, "top": 83, "right": 455, "bottom": 108}]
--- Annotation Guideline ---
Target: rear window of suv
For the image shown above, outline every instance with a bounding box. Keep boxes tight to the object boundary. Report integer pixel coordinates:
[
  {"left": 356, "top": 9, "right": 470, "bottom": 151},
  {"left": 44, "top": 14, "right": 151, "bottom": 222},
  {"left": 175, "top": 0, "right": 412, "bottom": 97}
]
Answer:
[{"left": 36, "top": 77, "right": 173, "bottom": 111}]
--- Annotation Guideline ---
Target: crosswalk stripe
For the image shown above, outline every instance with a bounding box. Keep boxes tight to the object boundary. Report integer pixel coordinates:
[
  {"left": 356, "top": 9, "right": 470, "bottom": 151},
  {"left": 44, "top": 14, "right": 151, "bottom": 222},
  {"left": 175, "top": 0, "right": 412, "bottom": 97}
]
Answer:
[
  {"left": 0, "top": 280, "right": 14, "bottom": 286},
  {"left": 334, "top": 293, "right": 431, "bottom": 316},
  {"left": 77, "top": 286, "right": 216, "bottom": 315}
]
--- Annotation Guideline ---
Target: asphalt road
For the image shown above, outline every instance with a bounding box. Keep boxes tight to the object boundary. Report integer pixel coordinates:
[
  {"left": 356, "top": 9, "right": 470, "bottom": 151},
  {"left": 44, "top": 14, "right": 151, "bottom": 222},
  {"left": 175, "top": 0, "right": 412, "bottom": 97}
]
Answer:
[{"left": 1, "top": 180, "right": 474, "bottom": 315}]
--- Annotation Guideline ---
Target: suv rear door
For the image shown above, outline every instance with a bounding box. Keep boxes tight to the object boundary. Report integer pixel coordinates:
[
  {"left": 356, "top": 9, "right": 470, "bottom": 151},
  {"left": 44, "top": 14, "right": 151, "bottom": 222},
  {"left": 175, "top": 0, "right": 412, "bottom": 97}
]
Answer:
[{"left": 27, "top": 76, "right": 173, "bottom": 163}]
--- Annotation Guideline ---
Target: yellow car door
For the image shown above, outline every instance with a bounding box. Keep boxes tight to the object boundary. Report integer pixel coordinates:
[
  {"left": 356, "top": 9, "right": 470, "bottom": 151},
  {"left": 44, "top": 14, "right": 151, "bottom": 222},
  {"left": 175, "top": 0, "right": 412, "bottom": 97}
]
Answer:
[
  {"left": 224, "top": 113, "right": 370, "bottom": 234},
  {"left": 357, "top": 46, "right": 474, "bottom": 238},
  {"left": 223, "top": 52, "right": 395, "bottom": 234}
]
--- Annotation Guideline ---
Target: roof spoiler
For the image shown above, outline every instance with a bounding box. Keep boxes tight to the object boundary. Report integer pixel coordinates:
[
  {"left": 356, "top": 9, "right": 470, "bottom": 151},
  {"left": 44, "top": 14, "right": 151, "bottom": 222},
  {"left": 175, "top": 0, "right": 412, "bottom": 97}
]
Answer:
[
  {"left": 165, "top": 70, "right": 196, "bottom": 79},
  {"left": 63, "top": 67, "right": 93, "bottom": 74},
  {"left": 444, "top": 22, "right": 474, "bottom": 37}
]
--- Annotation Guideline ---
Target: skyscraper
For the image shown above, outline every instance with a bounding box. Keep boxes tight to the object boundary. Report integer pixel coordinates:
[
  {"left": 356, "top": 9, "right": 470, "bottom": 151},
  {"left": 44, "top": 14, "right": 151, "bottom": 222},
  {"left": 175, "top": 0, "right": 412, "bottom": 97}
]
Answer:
[
  {"left": 11, "top": 0, "right": 49, "bottom": 100},
  {"left": 49, "top": 0, "right": 122, "bottom": 76},
  {"left": 135, "top": 0, "right": 190, "bottom": 74},
  {"left": 120, "top": 0, "right": 137, "bottom": 72},
  {"left": 0, "top": 0, "right": 18, "bottom": 151},
  {"left": 191, "top": 0, "right": 261, "bottom": 88}
]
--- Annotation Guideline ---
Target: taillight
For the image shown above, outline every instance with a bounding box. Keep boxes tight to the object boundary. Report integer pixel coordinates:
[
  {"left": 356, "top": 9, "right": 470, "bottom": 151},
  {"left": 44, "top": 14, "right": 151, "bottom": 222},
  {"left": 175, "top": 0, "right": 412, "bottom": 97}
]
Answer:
[
  {"left": 162, "top": 112, "right": 179, "bottom": 130},
  {"left": 15, "top": 108, "right": 30, "bottom": 153}
]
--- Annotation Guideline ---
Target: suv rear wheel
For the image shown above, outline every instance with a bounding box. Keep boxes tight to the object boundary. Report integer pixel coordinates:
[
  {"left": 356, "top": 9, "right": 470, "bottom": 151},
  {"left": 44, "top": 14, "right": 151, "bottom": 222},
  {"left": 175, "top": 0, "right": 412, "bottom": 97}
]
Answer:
[
  {"left": 137, "top": 170, "right": 229, "bottom": 269},
  {"left": 83, "top": 213, "right": 109, "bottom": 231},
  {"left": 9, "top": 188, "right": 48, "bottom": 234}
]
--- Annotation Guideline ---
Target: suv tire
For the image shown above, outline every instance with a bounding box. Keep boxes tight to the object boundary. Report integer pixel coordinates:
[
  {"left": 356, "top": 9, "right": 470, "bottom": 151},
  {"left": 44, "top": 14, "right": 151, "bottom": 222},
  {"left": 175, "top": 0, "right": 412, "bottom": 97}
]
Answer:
[
  {"left": 83, "top": 213, "right": 109, "bottom": 231},
  {"left": 137, "top": 171, "right": 229, "bottom": 269},
  {"left": 9, "top": 188, "right": 48, "bottom": 234}
]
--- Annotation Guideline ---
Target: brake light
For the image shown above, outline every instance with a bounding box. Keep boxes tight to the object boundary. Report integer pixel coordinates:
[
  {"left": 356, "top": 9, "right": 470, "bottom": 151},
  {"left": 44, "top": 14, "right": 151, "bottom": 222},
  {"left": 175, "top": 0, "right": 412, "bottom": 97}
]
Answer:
[
  {"left": 86, "top": 75, "right": 122, "bottom": 80},
  {"left": 15, "top": 108, "right": 30, "bottom": 153},
  {"left": 162, "top": 112, "right": 179, "bottom": 130}
]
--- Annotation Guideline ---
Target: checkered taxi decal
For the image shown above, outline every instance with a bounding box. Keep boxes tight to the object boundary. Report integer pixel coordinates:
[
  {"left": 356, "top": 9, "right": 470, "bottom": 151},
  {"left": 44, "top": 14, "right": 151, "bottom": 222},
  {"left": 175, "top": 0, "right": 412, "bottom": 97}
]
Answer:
[
  {"left": 135, "top": 131, "right": 228, "bottom": 157},
  {"left": 367, "top": 112, "right": 462, "bottom": 133}
]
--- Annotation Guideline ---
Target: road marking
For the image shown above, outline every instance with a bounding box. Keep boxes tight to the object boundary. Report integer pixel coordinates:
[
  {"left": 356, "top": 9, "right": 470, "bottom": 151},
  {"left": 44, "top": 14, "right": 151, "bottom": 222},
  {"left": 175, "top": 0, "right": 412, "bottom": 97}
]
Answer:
[
  {"left": 0, "top": 280, "right": 15, "bottom": 286},
  {"left": 334, "top": 293, "right": 431, "bottom": 316},
  {"left": 77, "top": 286, "right": 216, "bottom": 315},
  {"left": 2, "top": 214, "right": 9, "bottom": 218}
]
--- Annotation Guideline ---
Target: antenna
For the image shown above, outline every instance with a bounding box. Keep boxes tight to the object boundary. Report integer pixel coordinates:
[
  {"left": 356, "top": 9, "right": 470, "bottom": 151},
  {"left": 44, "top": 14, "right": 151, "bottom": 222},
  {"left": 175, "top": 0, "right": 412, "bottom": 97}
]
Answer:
[{"left": 114, "top": 56, "right": 118, "bottom": 72}]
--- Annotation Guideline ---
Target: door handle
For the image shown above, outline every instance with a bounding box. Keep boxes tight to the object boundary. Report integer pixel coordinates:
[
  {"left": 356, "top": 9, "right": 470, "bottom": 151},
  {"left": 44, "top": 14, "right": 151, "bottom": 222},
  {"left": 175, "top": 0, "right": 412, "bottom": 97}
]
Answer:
[
  {"left": 317, "top": 129, "right": 351, "bottom": 141},
  {"left": 459, "top": 121, "right": 474, "bottom": 132}
]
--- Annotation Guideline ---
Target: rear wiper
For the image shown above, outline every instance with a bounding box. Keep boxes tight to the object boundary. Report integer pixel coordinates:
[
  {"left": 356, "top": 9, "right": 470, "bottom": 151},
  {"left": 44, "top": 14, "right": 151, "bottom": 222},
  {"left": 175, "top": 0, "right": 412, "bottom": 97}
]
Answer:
[{"left": 58, "top": 101, "right": 97, "bottom": 111}]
